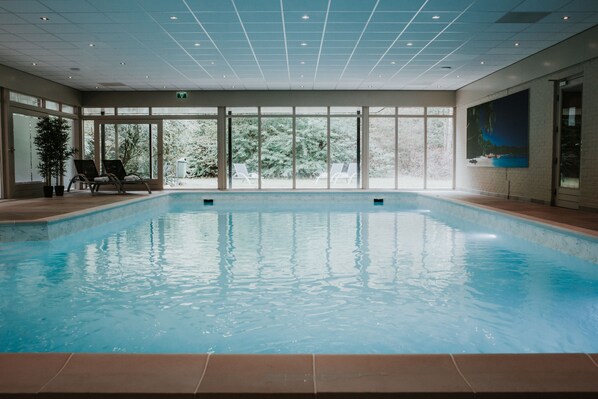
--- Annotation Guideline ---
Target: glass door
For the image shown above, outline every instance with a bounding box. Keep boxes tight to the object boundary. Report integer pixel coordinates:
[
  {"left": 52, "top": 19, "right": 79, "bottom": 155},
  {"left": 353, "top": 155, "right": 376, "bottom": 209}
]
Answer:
[
  {"left": 94, "top": 121, "right": 162, "bottom": 188},
  {"left": 554, "top": 78, "right": 582, "bottom": 209}
]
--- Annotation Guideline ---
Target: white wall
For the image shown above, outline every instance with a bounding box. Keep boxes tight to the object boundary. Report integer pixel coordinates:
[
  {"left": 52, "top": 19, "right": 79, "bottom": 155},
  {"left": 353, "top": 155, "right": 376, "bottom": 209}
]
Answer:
[{"left": 455, "top": 26, "right": 598, "bottom": 210}]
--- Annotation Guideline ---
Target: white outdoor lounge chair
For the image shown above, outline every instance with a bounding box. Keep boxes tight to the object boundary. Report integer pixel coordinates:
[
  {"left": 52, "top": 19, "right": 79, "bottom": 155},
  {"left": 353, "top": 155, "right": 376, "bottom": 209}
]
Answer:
[
  {"left": 333, "top": 162, "right": 358, "bottom": 184},
  {"left": 315, "top": 163, "right": 344, "bottom": 184},
  {"left": 233, "top": 163, "right": 258, "bottom": 183}
]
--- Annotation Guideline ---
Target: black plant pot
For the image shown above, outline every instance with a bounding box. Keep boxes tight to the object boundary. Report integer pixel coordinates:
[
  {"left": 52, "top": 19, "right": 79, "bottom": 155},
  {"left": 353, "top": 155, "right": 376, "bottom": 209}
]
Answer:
[
  {"left": 43, "top": 185, "right": 53, "bottom": 198},
  {"left": 55, "top": 185, "right": 65, "bottom": 196}
]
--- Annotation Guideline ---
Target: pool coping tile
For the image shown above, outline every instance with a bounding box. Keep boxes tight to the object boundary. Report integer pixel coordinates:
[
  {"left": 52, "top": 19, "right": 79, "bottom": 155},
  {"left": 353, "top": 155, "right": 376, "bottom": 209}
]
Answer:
[
  {"left": 0, "top": 353, "right": 71, "bottom": 396},
  {"left": 38, "top": 353, "right": 207, "bottom": 398},
  {"left": 314, "top": 354, "right": 474, "bottom": 398},
  {"left": 196, "top": 354, "right": 314, "bottom": 398},
  {"left": 453, "top": 353, "right": 598, "bottom": 395}
]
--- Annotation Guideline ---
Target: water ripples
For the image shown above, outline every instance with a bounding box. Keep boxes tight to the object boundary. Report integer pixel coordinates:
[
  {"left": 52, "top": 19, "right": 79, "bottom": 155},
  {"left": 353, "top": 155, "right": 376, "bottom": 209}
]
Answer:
[{"left": 1, "top": 207, "right": 597, "bottom": 353}]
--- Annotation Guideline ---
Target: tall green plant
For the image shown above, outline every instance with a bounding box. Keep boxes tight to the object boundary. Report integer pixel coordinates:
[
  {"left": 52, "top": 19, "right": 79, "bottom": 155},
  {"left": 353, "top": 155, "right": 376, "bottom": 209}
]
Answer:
[{"left": 34, "top": 116, "right": 76, "bottom": 186}]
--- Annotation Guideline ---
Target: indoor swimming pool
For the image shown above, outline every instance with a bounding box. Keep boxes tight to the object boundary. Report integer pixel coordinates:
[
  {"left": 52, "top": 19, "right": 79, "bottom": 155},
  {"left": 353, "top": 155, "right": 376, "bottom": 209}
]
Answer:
[{"left": 1, "top": 193, "right": 597, "bottom": 354}]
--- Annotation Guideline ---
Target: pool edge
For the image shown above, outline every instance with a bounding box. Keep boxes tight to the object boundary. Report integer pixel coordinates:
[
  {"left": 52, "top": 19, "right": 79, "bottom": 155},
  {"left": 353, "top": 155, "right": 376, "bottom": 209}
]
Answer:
[{"left": 1, "top": 353, "right": 598, "bottom": 398}]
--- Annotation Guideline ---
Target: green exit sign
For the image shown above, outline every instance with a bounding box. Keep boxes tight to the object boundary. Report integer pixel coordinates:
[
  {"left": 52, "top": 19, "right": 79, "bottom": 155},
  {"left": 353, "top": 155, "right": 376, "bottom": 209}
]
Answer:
[{"left": 176, "top": 91, "right": 188, "bottom": 99}]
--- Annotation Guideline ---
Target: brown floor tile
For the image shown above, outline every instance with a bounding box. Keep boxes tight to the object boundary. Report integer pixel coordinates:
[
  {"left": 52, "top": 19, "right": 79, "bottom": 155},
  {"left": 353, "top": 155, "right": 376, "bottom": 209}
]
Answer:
[
  {"left": 196, "top": 354, "right": 314, "bottom": 398},
  {"left": 315, "top": 354, "right": 473, "bottom": 398},
  {"left": 453, "top": 353, "right": 598, "bottom": 395},
  {"left": 0, "top": 353, "right": 70, "bottom": 395},
  {"left": 39, "top": 353, "right": 207, "bottom": 398}
]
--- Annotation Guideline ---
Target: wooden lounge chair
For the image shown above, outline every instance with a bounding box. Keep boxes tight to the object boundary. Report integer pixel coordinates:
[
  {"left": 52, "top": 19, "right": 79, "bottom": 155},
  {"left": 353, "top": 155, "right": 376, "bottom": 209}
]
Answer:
[
  {"left": 102, "top": 159, "right": 152, "bottom": 194},
  {"left": 67, "top": 159, "right": 123, "bottom": 195}
]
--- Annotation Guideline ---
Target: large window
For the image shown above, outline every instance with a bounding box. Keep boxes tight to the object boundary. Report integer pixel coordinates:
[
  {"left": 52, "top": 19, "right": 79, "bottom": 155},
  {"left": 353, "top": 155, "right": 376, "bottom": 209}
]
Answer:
[
  {"left": 427, "top": 108, "right": 454, "bottom": 189},
  {"left": 163, "top": 120, "right": 218, "bottom": 189},
  {"left": 330, "top": 115, "right": 361, "bottom": 189},
  {"left": 13, "top": 114, "right": 42, "bottom": 183},
  {"left": 398, "top": 118, "right": 424, "bottom": 189},
  {"left": 261, "top": 117, "right": 293, "bottom": 189},
  {"left": 228, "top": 110, "right": 259, "bottom": 189},
  {"left": 296, "top": 117, "right": 327, "bottom": 189},
  {"left": 369, "top": 117, "right": 395, "bottom": 189},
  {"left": 78, "top": 105, "right": 453, "bottom": 191}
]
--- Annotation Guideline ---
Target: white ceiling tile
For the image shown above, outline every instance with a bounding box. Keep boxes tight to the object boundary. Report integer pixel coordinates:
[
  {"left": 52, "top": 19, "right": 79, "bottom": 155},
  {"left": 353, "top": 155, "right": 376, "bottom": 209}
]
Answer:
[{"left": 0, "top": 0, "right": 595, "bottom": 91}]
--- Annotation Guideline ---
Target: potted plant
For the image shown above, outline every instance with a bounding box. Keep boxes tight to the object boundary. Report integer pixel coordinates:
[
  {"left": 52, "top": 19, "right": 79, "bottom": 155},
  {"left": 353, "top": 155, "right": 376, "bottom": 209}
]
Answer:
[
  {"left": 52, "top": 119, "right": 77, "bottom": 196},
  {"left": 34, "top": 116, "right": 76, "bottom": 197}
]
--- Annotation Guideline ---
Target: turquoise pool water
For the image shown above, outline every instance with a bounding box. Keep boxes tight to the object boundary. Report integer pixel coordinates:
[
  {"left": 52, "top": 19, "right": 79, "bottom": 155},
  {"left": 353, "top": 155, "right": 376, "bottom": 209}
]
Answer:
[{"left": 1, "top": 194, "right": 597, "bottom": 354}]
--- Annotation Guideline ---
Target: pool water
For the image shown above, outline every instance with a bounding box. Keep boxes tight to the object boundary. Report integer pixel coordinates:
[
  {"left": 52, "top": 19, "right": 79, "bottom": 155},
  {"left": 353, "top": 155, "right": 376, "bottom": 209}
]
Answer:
[{"left": 1, "top": 198, "right": 597, "bottom": 354}]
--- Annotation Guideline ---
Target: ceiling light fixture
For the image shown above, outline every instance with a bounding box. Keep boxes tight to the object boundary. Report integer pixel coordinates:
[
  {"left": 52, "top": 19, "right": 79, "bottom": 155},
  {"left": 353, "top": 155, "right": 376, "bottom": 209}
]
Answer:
[
  {"left": 301, "top": 42, "right": 307, "bottom": 46},
  {"left": 145, "top": 75, "right": 149, "bottom": 78},
  {"left": 480, "top": 61, "right": 485, "bottom": 64},
  {"left": 407, "top": 42, "right": 413, "bottom": 46},
  {"left": 194, "top": 42, "right": 200, "bottom": 46},
  {"left": 391, "top": 61, "right": 396, "bottom": 65},
  {"left": 32, "top": 62, "right": 37, "bottom": 66},
  {"left": 563, "top": 15, "right": 569, "bottom": 20},
  {"left": 40, "top": 16, "right": 49, "bottom": 21},
  {"left": 210, "top": 61, "right": 215, "bottom": 65},
  {"left": 68, "top": 76, "right": 72, "bottom": 79},
  {"left": 515, "top": 42, "right": 520, "bottom": 46},
  {"left": 432, "top": 15, "right": 440, "bottom": 19},
  {"left": 88, "top": 43, "right": 95, "bottom": 47},
  {"left": 300, "top": 61, "right": 305, "bottom": 64},
  {"left": 120, "top": 62, "right": 126, "bottom": 65},
  {"left": 301, "top": 15, "right": 309, "bottom": 20},
  {"left": 223, "top": 74, "right": 226, "bottom": 78},
  {"left": 170, "top": 16, "right": 178, "bottom": 20},
  {"left": 300, "top": 74, "right": 304, "bottom": 78},
  {"left": 378, "top": 74, "right": 382, "bottom": 78}
]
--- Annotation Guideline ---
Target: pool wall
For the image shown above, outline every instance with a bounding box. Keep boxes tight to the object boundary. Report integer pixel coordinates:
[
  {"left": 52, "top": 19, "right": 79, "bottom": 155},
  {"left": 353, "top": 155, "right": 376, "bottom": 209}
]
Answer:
[{"left": 1, "top": 191, "right": 596, "bottom": 263}]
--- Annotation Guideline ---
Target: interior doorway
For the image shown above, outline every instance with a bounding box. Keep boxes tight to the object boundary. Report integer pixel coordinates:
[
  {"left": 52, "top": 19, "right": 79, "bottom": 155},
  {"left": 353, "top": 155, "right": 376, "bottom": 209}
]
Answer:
[{"left": 553, "top": 77, "right": 583, "bottom": 209}]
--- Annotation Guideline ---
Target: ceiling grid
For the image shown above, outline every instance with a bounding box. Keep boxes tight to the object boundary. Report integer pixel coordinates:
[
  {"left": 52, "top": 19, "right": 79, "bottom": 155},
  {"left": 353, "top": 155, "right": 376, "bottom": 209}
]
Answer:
[{"left": 0, "top": 0, "right": 595, "bottom": 90}]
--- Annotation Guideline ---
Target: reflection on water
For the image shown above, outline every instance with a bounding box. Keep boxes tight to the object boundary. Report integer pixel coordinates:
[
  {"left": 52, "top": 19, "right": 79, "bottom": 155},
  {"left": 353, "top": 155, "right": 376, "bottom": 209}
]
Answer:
[{"left": 0, "top": 204, "right": 597, "bottom": 354}]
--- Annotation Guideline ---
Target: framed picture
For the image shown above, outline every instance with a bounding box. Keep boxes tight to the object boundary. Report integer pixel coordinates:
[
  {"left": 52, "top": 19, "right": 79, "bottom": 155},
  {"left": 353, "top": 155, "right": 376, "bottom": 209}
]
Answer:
[{"left": 466, "top": 90, "right": 529, "bottom": 167}]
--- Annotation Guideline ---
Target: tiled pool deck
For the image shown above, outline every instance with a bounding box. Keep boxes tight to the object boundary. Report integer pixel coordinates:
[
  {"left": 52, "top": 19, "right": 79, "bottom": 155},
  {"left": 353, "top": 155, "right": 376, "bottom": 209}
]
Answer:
[{"left": 1, "top": 190, "right": 597, "bottom": 398}]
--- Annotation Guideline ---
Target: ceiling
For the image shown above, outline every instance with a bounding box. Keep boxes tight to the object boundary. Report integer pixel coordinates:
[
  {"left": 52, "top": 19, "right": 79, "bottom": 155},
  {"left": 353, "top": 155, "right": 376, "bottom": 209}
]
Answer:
[{"left": 0, "top": 0, "right": 597, "bottom": 91}]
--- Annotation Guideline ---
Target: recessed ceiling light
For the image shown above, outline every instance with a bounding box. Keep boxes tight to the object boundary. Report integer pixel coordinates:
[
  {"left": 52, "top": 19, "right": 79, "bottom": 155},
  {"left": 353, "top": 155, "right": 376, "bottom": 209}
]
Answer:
[
  {"left": 407, "top": 42, "right": 413, "bottom": 46},
  {"left": 563, "top": 15, "right": 569, "bottom": 20},
  {"left": 378, "top": 74, "right": 382, "bottom": 78},
  {"left": 456, "top": 75, "right": 461, "bottom": 78},
  {"left": 145, "top": 75, "right": 149, "bottom": 78},
  {"left": 232, "top": 85, "right": 235, "bottom": 89},
  {"left": 32, "top": 62, "right": 37, "bottom": 66},
  {"left": 300, "top": 74, "right": 304, "bottom": 78},
  {"left": 480, "top": 61, "right": 485, "bottom": 64},
  {"left": 120, "top": 62, "right": 126, "bottom": 65},
  {"left": 223, "top": 74, "right": 226, "bottom": 78},
  {"left": 514, "top": 42, "right": 520, "bottom": 46},
  {"left": 301, "top": 15, "right": 309, "bottom": 20},
  {"left": 300, "top": 85, "right": 305, "bottom": 88},
  {"left": 390, "top": 61, "right": 396, "bottom": 65},
  {"left": 163, "top": 85, "right": 167, "bottom": 89},
  {"left": 68, "top": 76, "right": 72, "bottom": 79},
  {"left": 211, "top": 61, "right": 215, "bottom": 65},
  {"left": 300, "top": 61, "right": 306, "bottom": 64},
  {"left": 40, "top": 16, "right": 49, "bottom": 21},
  {"left": 170, "top": 16, "right": 178, "bottom": 20},
  {"left": 95, "top": 86, "right": 99, "bottom": 89},
  {"left": 432, "top": 15, "right": 440, "bottom": 20},
  {"left": 301, "top": 42, "right": 307, "bottom": 46},
  {"left": 88, "top": 43, "right": 95, "bottom": 47},
  {"left": 194, "top": 42, "right": 200, "bottom": 46}
]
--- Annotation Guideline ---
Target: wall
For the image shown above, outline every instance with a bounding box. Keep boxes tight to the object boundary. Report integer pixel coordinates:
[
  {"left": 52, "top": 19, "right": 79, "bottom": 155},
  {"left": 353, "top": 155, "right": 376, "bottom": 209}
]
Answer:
[
  {"left": 455, "top": 25, "right": 598, "bottom": 210},
  {"left": 82, "top": 90, "right": 455, "bottom": 108},
  {"left": 0, "top": 64, "right": 81, "bottom": 106}
]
